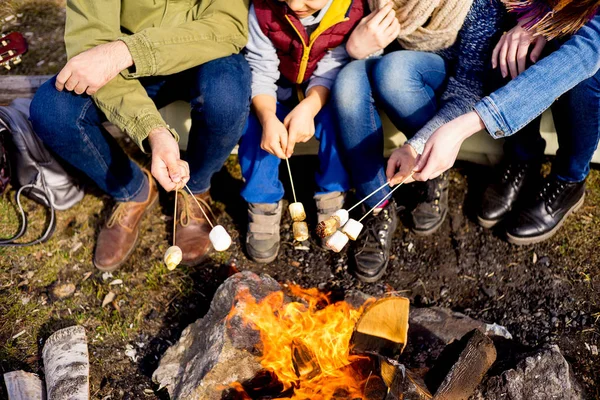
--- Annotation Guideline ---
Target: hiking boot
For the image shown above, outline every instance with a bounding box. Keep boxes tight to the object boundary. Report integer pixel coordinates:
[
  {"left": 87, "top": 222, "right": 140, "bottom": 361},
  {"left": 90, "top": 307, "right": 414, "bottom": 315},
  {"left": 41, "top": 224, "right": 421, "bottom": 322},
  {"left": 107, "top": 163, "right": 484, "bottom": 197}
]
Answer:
[
  {"left": 411, "top": 172, "right": 448, "bottom": 235},
  {"left": 246, "top": 201, "right": 282, "bottom": 264},
  {"left": 506, "top": 176, "right": 585, "bottom": 245},
  {"left": 175, "top": 190, "right": 215, "bottom": 266},
  {"left": 315, "top": 191, "right": 345, "bottom": 247},
  {"left": 94, "top": 169, "right": 158, "bottom": 272},
  {"left": 478, "top": 161, "right": 540, "bottom": 228},
  {"left": 352, "top": 199, "right": 398, "bottom": 283}
]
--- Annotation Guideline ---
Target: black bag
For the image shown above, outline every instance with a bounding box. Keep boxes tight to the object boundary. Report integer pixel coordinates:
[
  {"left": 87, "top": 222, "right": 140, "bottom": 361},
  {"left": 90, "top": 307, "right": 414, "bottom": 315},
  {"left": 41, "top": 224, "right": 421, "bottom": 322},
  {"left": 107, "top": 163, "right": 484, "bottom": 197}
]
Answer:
[{"left": 0, "top": 98, "right": 84, "bottom": 247}]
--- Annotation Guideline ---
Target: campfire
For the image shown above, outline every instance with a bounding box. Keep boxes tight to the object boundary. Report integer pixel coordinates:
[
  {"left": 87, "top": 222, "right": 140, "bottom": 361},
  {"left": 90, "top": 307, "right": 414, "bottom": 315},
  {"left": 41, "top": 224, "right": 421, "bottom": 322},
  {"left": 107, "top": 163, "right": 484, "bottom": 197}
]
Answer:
[{"left": 222, "top": 286, "right": 429, "bottom": 400}]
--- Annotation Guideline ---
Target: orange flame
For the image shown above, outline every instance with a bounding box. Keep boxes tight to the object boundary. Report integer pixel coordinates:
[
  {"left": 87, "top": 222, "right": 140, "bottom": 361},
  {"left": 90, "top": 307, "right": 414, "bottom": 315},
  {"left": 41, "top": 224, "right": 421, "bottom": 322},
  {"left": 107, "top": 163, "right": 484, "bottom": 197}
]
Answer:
[{"left": 228, "top": 285, "right": 373, "bottom": 399}]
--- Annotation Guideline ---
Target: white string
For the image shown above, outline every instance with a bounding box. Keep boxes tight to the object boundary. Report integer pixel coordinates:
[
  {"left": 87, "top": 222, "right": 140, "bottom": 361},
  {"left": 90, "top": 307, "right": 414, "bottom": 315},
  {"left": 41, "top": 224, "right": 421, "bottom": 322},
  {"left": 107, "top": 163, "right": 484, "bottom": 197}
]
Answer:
[
  {"left": 359, "top": 174, "right": 414, "bottom": 223},
  {"left": 184, "top": 185, "right": 215, "bottom": 229},
  {"left": 285, "top": 158, "right": 297, "bottom": 203}
]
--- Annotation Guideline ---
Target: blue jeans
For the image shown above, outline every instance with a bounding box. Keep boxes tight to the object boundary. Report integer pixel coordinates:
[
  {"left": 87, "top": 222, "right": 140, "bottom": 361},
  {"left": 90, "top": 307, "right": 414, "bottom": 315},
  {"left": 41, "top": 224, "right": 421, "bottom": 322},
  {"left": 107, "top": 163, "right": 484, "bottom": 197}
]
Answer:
[
  {"left": 504, "top": 68, "right": 600, "bottom": 183},
  {"left": 30, "top": 54, "right": 251, "bottom": 201},
  {"left": 332, "top": 51, "right": 447, "bottom": 207},
  {"left": 238, "top": 103, "right": 349, "bottom": 204}
]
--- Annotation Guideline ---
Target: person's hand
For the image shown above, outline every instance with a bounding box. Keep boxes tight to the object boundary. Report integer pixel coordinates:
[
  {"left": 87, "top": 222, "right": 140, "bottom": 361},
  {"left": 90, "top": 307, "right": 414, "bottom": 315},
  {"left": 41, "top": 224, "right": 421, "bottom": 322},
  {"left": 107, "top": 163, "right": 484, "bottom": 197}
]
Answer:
[
  {"left": 55, "top": 41, "right": 134, "bottom": 95},
  {"left": 386, "top": 144, "right": 418, "bottom": 185},
  {"left": 283, "top": 102, "right": 316, "bottom": 158},
  {"left": 492, "top": 19, "right": 547, "bottom": 79},
  {"left": 260, "top": 114, "right": 289, "bottom": 159},
  {"left": 413, "top": 112, "right": 485, "bottom": 181},
  {"left": 346, "top": 2, "right": 400, "bottom": 59},
  {"left": 148, "top": 127, "right": 189, "bottom": 192}
]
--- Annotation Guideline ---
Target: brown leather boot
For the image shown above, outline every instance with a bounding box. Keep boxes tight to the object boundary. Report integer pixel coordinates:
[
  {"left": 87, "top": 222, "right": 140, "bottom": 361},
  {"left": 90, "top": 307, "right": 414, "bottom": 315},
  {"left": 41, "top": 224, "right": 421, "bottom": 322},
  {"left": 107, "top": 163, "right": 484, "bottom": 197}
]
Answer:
[
  {"left": 175, "top": 190, "right": 215, "bottom": 266},
  {"left": 94, "top": 170, "right": 158, "bottom": 272}
]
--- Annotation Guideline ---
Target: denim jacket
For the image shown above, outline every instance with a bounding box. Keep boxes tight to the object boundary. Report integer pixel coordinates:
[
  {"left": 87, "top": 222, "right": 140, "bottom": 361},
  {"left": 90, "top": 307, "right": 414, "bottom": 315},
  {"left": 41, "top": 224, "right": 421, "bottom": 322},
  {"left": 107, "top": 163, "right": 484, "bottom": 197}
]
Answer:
[
  {"left": 474, "top": 15, "right": 600, "bottom": 139},
  {"left": 64, "top": 0, "right": 250, "bottom": 151}
]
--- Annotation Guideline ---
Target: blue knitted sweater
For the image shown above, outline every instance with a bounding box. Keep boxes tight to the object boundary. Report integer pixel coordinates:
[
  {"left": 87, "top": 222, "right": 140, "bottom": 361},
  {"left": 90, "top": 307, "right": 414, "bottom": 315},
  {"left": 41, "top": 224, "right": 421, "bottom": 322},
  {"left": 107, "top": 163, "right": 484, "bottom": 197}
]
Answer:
[{"left": 406, "top": 0, "right": 507, "bottom": 154}]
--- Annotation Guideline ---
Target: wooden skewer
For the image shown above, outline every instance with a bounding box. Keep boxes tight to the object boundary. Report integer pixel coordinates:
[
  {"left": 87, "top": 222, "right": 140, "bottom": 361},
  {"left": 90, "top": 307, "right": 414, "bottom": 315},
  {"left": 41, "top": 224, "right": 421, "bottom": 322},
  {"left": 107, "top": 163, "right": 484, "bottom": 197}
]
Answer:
[
  {"left": 184, "top": 185, "right": 215, "bottom": 229},
  {"left": 285, "top": 158, "right": 297, "bottom": 203},
  {"left": 173, "top": 189, "right": 178, "bottom": 245},
  {"left": 347, "top": 181, "right": 391, "bottom": 213},
  {"left": 359, "top": 174, "right": 414, "bottom": 223}
]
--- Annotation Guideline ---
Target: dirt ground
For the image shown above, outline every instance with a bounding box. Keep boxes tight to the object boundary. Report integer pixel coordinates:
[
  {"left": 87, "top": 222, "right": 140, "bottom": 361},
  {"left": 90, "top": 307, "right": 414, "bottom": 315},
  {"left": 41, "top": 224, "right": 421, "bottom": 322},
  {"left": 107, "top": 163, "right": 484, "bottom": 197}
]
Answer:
[{"left": 1, "top": 1, "right": 599, "bottom": 399}]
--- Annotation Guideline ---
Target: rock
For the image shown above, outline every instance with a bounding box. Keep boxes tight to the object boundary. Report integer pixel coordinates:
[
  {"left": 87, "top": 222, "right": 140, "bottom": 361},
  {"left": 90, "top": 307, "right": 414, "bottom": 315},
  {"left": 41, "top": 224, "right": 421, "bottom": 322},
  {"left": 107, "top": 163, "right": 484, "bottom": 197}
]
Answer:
[
  {"left": 153, "top": 271, "right": 281, "bottom": 400},
  {"left": 102, "top": 291, "right": 116, "bottom": 307},
  {"left": 478, "top": 345, "right": 583, "bottom": 400},
  {"left": 50, "top": 283, "right": 76, "bottom": 300}
]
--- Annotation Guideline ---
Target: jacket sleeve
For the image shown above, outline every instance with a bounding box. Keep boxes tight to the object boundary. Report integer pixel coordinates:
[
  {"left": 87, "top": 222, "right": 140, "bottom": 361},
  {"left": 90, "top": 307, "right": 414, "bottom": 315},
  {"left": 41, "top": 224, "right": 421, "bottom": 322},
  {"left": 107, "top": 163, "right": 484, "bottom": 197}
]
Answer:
[
  {"left": 64, "top": 0, "right": 175, "bottom": 152},
  {"left": 307, "top": 44, "right": 351, "bottom": 93},
  {"left": 119, "top": 0, "right": 250, "bottom": 78},
  {"left": 474, "top": 15, "right": 600, "bottom": 139},
  {"left": 406, "top": 0, "right": 505, "bottom": 154}
]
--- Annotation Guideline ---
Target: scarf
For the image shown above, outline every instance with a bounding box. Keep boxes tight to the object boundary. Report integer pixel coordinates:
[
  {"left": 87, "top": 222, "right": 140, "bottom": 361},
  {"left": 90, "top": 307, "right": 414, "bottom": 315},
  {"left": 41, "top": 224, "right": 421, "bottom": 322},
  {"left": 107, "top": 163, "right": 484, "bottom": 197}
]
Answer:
[
  {"left": 369, "top": 0, "right": 474, "bottom": 52},
  {"left": 503, "top": 0, "right": 600, "bottom": 39}
]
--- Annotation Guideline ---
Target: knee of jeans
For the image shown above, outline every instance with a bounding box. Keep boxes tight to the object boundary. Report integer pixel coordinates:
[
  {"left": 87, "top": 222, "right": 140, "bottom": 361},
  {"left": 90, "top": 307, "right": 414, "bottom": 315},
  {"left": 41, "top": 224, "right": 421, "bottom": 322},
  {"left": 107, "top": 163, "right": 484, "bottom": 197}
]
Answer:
[
  {"left": 332, "top": 62, "right": 372, "bottom": 115},
  {"left": 374, "top": 52, "right": 427, "bottom": 92},
  {"left": 30, "top": 77, "right": 86, "bottom": 137}
]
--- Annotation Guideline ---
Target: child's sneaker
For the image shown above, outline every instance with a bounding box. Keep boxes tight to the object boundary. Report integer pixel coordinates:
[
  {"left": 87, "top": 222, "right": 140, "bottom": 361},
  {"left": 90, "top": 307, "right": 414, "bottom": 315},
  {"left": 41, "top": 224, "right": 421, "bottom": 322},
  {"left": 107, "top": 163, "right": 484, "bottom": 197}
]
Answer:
[
  {"left": 315, "top": 191, "right": 345, "bottom": 248},
  {"left": 246, "top": 201, "right": 282, "bottom": 263}
]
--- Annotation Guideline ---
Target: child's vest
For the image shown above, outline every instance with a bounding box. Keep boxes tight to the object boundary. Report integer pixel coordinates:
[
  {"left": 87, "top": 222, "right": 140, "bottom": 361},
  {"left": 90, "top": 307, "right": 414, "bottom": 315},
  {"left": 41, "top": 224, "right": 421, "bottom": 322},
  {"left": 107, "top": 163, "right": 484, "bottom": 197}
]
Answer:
[{"left": 254, "top": 0, "right": 365, "bottom": 86}]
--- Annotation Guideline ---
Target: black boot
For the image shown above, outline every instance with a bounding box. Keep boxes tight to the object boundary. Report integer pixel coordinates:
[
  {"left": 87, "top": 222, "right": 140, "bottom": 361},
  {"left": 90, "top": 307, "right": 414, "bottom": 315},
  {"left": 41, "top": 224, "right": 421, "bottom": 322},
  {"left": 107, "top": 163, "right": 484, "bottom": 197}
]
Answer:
[
  {"left": 506, "top": 176, "right": 585, "bottom": 245},
  {"left": 352, "top": 199, "right": 399, "bottom": 283},
  {"left": 478, "top": 161, "right": 540, "bottom": 228},
  {"left": 411, "top": 172, "right": 448, "bottom": 235}
]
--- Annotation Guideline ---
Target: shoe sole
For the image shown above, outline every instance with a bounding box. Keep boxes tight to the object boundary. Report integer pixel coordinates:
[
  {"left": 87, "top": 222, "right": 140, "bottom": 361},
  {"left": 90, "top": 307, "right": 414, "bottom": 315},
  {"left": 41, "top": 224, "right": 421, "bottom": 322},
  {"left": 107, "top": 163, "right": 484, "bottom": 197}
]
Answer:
[
  {"left": 506, "top": 193, "right": 585, "bottom": 246},
  {"left": 93, "top": 194, "right": 159, "bottom": 272},
  {"left": 477, "top": 215, "right": 502, "bottom": 229},
  {"left": 247, "top": 243, "right": 280, "bottom": 264},
  {"left": 412, "top": 209, "right": 448, "bottom": 236},
  {"left": 355, "top": 259, "right": 389, "bottom": 283}
]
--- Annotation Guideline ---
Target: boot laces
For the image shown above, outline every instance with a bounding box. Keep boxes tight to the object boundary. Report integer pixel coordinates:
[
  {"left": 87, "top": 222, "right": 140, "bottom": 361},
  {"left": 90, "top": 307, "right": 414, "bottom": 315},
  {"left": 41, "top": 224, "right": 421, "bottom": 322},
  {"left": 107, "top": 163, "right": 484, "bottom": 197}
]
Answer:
[
  {"left": 358, "top": 209, "right": 391, "bottom": 255},
  {"left": 501, "top": 163, "right": 527, "bottom": 185},
  {"left": 540, "top": 178, "right": 567, "bottom": 204},
  {"left": 107, "top": 203, "right": 129, "bottom": 228},
  {"left": 178, "top": 191, "right": 214, "bottom": 227}
]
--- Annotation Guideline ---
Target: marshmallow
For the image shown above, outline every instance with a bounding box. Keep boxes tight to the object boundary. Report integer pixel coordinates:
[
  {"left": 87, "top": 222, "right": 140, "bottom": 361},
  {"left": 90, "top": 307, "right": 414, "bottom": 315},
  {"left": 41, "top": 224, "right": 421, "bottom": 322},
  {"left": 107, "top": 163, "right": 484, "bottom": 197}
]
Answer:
[
  {"left": 293, "top": 221, "right": 310, "bottom": 242},
  {"left": 164, "top": 246, "right": 183, "bottom": 270},
  {"left": 326, "top": 230, "right": 350, "bottom": 253},
  {"left": 289, "top": 202, "right": 306, "bottom": 222},
  {"left": 210, "top": 225, "right": 232, "bottom": 252},
  {"left": 316, "top": 216, "right": 341, "bottom": 239},
  {"left": 333, "top": 209, "right": 349, "bottom": 227},
  {"left": 342, "top": 219, "right": 364, "bottom": 241}
]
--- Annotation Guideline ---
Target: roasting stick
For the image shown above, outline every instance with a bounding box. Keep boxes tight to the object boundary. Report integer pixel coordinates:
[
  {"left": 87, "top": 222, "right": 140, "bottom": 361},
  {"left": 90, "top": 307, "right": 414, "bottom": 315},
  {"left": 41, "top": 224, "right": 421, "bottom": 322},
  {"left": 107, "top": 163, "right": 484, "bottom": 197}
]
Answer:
[
  {"left": 184, "top": 184, "right": 214, "bottom": 228},
  {"left": 173, "top": 190, "right": 178, "bottom": 245},
  {"left": 347, "top": 181, "right": 391, "bottom": 213},
  {"left": 359, "top": 174, "right": 414, "bottom": 223},
  {"left": 164, "top": 191, "right": 183, "bottom": 270},
  {"left": 285, "top": 157, "right": 297, "bottom": 203}
]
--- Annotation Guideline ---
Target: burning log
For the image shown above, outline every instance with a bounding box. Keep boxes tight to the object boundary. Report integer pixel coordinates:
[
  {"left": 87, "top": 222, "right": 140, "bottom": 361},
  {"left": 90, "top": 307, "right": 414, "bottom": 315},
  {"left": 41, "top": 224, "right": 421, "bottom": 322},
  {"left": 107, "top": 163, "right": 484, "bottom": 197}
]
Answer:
[
  {"left": 42, "top": 325, "right": 89, "bottom": 400},
  {"left": 429, "top": 329, "right": 497, "bottom": 400},
  {"left": 291, "top": 338, "right": 322, "bottom": 380},
  {"left": 3, "top": 371, "right": 45, "bottom": 400},
  {"left": 380, "top": 359, "right": 432, "bottom": 400},
  {"left": 351, "top": 297, "right": 410, "bottom": 360}
]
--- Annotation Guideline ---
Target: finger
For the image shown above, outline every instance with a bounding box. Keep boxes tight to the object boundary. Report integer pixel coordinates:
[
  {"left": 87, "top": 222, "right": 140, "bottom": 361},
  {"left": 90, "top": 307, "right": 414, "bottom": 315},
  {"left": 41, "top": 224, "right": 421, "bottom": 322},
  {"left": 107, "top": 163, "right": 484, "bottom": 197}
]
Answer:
[
  {"left": 73, "top": 81, "right": 88, "bottom": 95},
  {"left": 491, "top": 35, "right": 503, "bottom": 69},
  {"left": 55, "top": 67, "right": 72, "bottom": 91},
  {"left": 165, "top": 155, "right": 182, "bottom": 184},
  {"left": 385, "top": 155, "right": 399, "bottom": 181},
  {"left": 384, "top": 17, "right": 400, "bottom": 38},
  {"left": 380, "top": 6, "right": 397, "bottom": 29},
  {"left": 271, "top": 142, "right": 287, "bottom": 159},
  {"left": 507, "top": 36, "right": 520, "bottom": 79},
  {"left": 64, "top": 76, "right": 79, "bottom": 92},
  {"left": 151, "top": 162, "right": 176, "bottom": 192},
  {"left": 86, "top": 86, "right": 98, "bottom": 96},
  {"left": 516, "top": 41, "right": 530, "bottom": 76},
  {"left": 369, "top": 2, "right": 394, "bottom": 25},
  {"left": 498, "top": 36, "right": 509, "bottom": 78},
  {"left": 530, "top": 37, "right": 546, "bottom": 63},
  {"left": 286, "top": 130, "right": 297, "bottom": 158},
  {"left": 280, "top": 128, "right": 289, "bottom": 156},
  {"left": 415, "top": 145, "right": 431, "bottom": 172}
]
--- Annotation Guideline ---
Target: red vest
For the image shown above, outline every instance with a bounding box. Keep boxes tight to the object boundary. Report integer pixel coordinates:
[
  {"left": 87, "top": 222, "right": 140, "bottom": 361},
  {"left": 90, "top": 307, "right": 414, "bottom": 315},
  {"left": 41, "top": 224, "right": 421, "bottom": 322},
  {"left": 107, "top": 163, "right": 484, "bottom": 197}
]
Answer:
[{"left": 254, "top": 0, "right": 365, "bottom": 85}]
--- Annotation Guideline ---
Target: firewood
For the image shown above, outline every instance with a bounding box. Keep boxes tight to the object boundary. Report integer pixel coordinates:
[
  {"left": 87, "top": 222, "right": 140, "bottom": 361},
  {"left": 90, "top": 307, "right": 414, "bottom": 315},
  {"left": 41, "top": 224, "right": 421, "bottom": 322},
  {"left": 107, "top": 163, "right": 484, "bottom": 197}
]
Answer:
[
  {"left": 3, "top": 371, "right": 45, "bottom": 400},
  {"left": 431, "top": 329, "right": 496, "bottom": 400},
  {"left": 42, "top": 325, "right": 89, "bottom": 400},
  {"left": 291, "top": 338, "right": 321, "bottom": 380},
  {"left": 351, "top": 297, "right": 410, "bottom": 360},
  {"left": 381, "top": 359, "right": 432, "bottom": 400}
]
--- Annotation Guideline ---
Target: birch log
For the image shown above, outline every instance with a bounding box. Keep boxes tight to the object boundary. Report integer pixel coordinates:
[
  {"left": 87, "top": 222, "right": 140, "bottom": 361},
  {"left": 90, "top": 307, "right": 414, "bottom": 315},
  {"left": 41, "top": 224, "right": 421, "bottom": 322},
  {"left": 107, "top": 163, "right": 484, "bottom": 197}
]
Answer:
[
  {"left": 42, "top": 325, "right": 89, "bottom": 400},
  {"left": 3, "top": 371, "right": 46, "bottom": 400}
]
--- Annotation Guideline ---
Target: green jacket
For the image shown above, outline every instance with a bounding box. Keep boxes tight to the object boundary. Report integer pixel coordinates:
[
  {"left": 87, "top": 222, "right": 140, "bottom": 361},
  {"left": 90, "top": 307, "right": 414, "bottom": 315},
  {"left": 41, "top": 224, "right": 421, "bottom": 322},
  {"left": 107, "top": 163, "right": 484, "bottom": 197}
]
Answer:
[{"left": 64, "top": 0, "right": 250, "bottom": 151}]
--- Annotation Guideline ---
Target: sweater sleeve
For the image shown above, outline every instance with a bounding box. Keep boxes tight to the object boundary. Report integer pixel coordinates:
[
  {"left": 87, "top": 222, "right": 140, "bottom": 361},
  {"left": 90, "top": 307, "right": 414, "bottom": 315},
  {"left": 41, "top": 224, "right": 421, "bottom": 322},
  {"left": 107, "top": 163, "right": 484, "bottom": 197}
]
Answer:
[
  {"left": 244, "top": 4, "right": 280, "bottom": 99},
  {"left": 474, "top": 15, "right": 600, "bottom": 139},
  {"left": 307, "top": 44, "right": 351, "bottom": 92},
  {"left": 406, "top": 0, "right": 506, "bottom": 154}
]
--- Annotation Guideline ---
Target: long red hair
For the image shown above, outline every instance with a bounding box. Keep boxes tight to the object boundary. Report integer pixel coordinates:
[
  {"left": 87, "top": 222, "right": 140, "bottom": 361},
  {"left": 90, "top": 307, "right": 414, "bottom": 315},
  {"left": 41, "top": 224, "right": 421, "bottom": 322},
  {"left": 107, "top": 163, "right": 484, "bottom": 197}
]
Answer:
[{"left": 504, "top": 0, "right": 600, "bottom": 38}]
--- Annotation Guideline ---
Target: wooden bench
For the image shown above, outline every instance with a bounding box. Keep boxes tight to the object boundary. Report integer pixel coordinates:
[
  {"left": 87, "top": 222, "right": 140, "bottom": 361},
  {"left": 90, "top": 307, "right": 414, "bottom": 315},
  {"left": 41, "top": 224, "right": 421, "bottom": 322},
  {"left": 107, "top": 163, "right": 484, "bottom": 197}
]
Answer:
[{"left": 3, "top": 75, "right": 598, "bottom": 165}]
